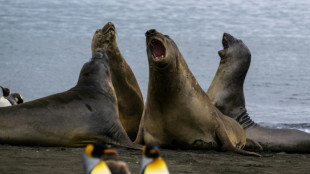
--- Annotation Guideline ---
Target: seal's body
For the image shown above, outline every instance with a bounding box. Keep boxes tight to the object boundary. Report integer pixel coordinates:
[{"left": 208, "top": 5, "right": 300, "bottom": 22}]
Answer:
[
  {"left": 136, "top": 30, "right": 260, "bottom": 157},
  {"left": 0, "top": 49, "right": 139, "bottom": 149},
  {"left": 91, "top": 22, "right": 144, "bottom": 141},
  {"left": 207, "top": 33, "right": 310, "bottom": 153}
]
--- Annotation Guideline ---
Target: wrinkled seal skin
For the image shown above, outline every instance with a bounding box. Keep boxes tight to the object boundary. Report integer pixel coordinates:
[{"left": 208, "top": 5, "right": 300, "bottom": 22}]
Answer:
[
  {"left": 207, "top": 33, "right": 310, "bottom": 153},
  {"left": 0, "top": 49, "right": 140, "bottom": 149},
  {"left": 91, "top": 22, "right": 144, "bottom": 141},
  {"left": 136, "top": 29, "right": 260, "bottom": 157}
]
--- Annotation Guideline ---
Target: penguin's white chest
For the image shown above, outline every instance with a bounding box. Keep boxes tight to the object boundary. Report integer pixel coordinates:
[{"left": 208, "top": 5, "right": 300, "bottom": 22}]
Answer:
[{"left": 0, "top": 97, "right": 12, "bottom": 107}]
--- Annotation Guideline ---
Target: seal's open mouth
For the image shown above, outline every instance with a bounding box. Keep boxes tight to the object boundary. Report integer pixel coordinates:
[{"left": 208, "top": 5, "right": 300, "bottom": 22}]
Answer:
[
  {"left": 103, "top": 27, "right": 115, "bottom": 35},
  {"left": 102, "top": 22, "right": 116, "bottom": 35},
  {"left": 151, "top": 39, "right": 166, "bottom": 60},
  {"left": 222, "top": 37, "right": 229, "bottom": 49}
]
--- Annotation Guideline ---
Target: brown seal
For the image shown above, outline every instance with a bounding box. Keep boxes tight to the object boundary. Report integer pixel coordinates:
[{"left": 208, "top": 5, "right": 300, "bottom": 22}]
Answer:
[
  {"left": 135, "top": 29, "right": 261, "bottom": 157},
  {"left": 0, "top": 48, "right": 140, "bottom": 149},
  {"left": 207, "top": 33, "right": 310, "bottom": 153},
  {"left": 91, "top": 22, "right": 144, "bottom": 141}
]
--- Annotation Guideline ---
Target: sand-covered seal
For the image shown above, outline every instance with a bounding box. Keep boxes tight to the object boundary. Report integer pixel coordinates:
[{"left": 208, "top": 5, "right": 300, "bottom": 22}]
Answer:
[
  {"left": 0, "top": 48, "right": 140, "bottom": 149},
  {"left": 91, "top": 22, "right": 144, "bottom": 141},
  {"left": 135, "top": 29, "right": 260, "bottom": 157},
  {"left": 207, "top": 33, "right": 310, "bottom": 153}
]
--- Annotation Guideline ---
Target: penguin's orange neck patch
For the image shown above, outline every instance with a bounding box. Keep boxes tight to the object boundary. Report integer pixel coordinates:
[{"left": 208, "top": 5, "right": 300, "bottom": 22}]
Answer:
[{"left": 85, "top": 144, "right": 95, "bottom": 157}]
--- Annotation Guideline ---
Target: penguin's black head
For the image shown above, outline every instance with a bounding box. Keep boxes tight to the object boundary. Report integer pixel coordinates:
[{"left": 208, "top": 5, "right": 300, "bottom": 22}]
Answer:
[
  {"left": 85, "top": 142, "right": 118, "bottom": 160},
  {"left": 85, "top": 142, "right": 109, "bottom": 158},
  {"left": 11, "top": 93, "right": 24, "bottom": 104},
  {"left": 1, "top": 86, "right": 10, "bottom": 97},
  {"left": 143, "top": 143, "right": 161, "bottom": 158}
]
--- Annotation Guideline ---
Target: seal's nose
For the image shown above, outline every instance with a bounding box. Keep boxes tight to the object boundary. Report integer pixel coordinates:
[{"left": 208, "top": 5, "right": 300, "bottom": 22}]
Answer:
[{"left": 145, "top": 29, "right": 157, "bottom": 37}]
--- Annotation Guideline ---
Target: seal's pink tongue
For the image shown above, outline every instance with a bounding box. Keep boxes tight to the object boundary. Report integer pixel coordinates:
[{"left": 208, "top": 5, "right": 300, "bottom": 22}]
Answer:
[{"left": 152, "top": 40, "right": 165, "bottom": 58}]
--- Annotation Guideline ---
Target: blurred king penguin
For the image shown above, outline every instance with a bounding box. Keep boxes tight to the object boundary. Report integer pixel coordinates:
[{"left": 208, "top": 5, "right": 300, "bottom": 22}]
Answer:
[
  {"left": 139, "top": 144, "right": 170, "bottom": 174},
  {"left": 0, "top": 86, "right": 23, "bottom": 107},
  {"left": 83, "top": 143, "right": 131, "bottom": 174}
]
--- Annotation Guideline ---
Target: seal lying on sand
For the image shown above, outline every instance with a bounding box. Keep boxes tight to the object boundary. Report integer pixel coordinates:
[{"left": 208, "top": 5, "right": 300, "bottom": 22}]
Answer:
[
  {"left": 135, "top": 29, "right": 260, "bottom": 157},
  {"left": 0, "top": 48, "right": 140, "bottom": 149},
  {"left": 91, "top": 22, "right": 144, "bottom": 141},
  {"left": 207, "top": 33, "right": 310, "bottom": 153}
]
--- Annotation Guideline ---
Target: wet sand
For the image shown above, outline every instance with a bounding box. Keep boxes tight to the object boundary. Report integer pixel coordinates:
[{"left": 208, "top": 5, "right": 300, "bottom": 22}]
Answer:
[{"left": 0, "top": 144, "right": 309, "bottom": 174}]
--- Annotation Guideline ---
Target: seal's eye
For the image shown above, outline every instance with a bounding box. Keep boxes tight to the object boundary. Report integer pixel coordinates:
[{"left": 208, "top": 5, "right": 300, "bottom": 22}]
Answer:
[{"left": 104, "top": 40, "right": 110, "bottom": 44}]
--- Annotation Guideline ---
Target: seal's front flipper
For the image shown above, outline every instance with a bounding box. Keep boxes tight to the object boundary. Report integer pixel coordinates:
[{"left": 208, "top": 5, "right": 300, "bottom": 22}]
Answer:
[
  {"left": 231, "top": 146, "right": 262, "bottom": 157},
  {"left": 216, "top": 126, "right": 261, "bottom": 157},
  {"left": 245, "top": 138, "right": 263, "bottom": 152}
]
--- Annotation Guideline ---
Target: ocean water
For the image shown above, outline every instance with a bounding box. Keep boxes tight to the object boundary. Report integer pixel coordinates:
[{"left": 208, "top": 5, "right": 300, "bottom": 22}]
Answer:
[{"left": 1, "top": 0, "right": 310, "bottom": 132}]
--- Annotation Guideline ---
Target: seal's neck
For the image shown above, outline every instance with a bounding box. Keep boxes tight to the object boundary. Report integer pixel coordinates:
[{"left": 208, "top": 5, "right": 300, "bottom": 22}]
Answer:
[
  {"left": 105, "top": 45, "right": 127, "bottom": 82},
  {"left": 207, "top": 61, "right": 246, "bottom": 117},
  {"left": 207, "top": 60, "right": 256, "bottom": 129},
  {"left": 75, "top": 61, "right": 115, "bottom": 100},
  {"left": 106, "top": 45, "right": 124, "bottom": 64},
  {"left": 147, "top": 62, "right": 180, "bottom": 102},
  {"left": 207, "top": 63, "right": 245, "bottom": 104},
  {"left": 147, "top": 54, "right": 204, "bottom": 105}
]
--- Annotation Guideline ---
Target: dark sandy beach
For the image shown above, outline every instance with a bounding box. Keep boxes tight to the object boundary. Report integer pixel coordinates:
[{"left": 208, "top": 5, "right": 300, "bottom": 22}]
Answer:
[{"left": 0, "top": 144, "right": 309, "bottom": 174}]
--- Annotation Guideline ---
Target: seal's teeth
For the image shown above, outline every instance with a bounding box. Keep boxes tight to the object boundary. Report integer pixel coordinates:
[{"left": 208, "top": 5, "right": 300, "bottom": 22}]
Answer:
[{"left": 155, "top": 55, "right": 164, "bottom": 59}]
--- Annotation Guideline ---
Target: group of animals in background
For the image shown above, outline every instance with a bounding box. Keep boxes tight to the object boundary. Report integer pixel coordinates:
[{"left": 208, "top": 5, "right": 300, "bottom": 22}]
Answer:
[
  {"left": 1, "top": 21, "right": 310, "bottom": 173},
  {"left": 0, "top": 86, "right": 23, "bottom": 107},
  {"left": 83, "top": 143, "right": 169, "bottom": 174}
]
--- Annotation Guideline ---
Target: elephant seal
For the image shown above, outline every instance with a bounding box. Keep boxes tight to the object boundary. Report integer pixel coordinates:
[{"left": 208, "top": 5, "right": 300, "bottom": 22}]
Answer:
[
  {"left": 0, "top": 48, "right": 140, "bottom": 149},
  {"left": 207, "top": 33, "right": 310, "bottom": 153},
  {"left": 91, "top": 22, "right": 144, "bottom": 141},
  {"left": 136, "top": 29, "right": 260, "bottom": 157}
]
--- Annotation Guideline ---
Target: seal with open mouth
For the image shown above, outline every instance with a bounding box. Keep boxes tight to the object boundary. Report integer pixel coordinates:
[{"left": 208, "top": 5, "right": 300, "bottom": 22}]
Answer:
[
  {"left": 207, "top": 33, "right": 310, "bottom": 153},
  {"left": 0, "top": 48, "right": 140, "bottom": 149},
  {"left": 91, "top": 22, "right": 144, "bottom": 141},
  {"left": 135, "top": 29, "right": 261, "bottom": 157}
]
